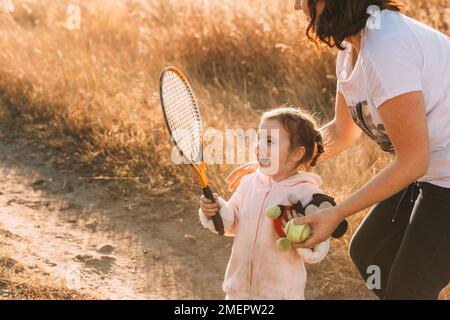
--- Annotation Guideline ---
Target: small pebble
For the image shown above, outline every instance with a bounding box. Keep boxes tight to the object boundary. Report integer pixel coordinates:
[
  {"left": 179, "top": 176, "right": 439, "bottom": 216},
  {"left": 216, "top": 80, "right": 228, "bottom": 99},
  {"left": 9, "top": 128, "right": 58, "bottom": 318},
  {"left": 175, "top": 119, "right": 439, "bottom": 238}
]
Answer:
[{"left": 97, "top": 244, "right": 114, "bottom": 255}]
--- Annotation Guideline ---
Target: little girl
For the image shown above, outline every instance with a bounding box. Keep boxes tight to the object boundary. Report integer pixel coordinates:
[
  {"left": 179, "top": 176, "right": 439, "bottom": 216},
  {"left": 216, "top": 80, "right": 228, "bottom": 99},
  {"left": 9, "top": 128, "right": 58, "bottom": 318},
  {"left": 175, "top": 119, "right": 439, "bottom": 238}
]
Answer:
[{"left": 199, "top": 107, "right": 331, "bottom": 300}]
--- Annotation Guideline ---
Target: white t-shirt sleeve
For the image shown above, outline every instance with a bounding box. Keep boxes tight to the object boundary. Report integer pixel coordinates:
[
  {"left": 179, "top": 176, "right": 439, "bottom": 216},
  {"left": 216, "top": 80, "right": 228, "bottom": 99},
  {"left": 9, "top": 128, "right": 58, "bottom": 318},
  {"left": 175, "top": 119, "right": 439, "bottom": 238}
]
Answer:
[{"left": 362, "top": 35, "right": 423, "bottom": 108}]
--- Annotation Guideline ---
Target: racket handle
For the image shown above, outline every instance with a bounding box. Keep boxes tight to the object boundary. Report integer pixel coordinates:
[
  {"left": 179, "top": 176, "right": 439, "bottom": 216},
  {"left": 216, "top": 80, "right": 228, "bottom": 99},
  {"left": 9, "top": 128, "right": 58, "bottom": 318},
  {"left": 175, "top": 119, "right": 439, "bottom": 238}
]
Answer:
[
  {"left": 203, "top": 186, "right": 225, "bottom": 236},
  {"left": 332, "top": 219, "right": 349, "bottom": 239}
]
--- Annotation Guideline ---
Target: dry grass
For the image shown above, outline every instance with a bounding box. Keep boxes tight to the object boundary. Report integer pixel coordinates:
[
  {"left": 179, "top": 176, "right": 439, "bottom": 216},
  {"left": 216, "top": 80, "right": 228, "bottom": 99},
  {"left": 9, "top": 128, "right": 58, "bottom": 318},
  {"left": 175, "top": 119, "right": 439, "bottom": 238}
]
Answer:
[
  {"left": 0, "top": 255, "right": 92, "bottom": 300},
  {"left": 0, "top": 0, "right": 448, "bottom": 299}
]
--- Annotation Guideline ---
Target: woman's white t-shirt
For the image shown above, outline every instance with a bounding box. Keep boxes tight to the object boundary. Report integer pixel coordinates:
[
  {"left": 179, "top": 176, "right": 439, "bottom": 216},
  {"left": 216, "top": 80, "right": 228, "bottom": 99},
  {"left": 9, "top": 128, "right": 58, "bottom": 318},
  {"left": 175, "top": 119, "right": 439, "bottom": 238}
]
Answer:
[{"left": 337, "top": 9, "right": 450, "bottom": 188}]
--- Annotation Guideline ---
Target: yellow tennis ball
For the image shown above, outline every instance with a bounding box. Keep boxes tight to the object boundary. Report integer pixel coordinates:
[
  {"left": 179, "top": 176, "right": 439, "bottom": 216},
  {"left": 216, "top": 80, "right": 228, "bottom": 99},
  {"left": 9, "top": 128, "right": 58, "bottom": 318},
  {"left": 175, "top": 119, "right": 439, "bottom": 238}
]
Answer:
[
  {"left": 276, "top": 237, "right": 292, "bottom": 252},
  {"left": 284, "top": 220, "right": 311, "bottom": 243},
  {"left": 265, "top": 205, "right": 282, "bottom": 219}
]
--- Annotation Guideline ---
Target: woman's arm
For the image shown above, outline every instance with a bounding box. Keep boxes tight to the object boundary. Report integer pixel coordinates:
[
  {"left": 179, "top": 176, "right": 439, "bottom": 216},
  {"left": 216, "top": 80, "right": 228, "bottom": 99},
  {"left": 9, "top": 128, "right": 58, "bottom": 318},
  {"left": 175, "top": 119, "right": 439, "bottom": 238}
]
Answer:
[
  {"left": 295, "top": 91, "right": 429, "bottom": 248},
  {"left": 319, "top": 92, "right": 362, "bottom": 162},
  {"left": 335, "top": 91, "right": 429, "bottom": 218}
]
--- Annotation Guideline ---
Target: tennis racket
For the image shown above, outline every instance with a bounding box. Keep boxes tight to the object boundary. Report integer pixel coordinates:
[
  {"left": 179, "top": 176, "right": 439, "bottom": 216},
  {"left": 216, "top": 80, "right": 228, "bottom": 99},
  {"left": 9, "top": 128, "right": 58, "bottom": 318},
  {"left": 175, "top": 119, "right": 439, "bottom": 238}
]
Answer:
[{"left": 159, "top": 66, "right": 225, "bottom": 236}]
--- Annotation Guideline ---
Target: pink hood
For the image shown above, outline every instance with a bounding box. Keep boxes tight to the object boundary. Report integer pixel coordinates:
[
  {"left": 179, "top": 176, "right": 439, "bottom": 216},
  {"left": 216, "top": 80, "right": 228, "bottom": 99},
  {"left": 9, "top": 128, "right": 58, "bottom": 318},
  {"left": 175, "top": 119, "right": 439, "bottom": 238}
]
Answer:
[
  {"left": 199, "top": 171, "right": 330, "bottom": 300},
  {"left": 253, "top": 169, "right": 323, "bottom": 189}
]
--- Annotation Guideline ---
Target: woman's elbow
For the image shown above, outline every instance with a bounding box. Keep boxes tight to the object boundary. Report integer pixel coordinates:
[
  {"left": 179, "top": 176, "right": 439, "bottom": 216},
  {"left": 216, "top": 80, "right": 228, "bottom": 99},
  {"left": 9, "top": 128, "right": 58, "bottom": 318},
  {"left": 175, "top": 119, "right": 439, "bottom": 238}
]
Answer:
[
  {"left": 415, "top": 151, "right": 430, "bottom": 178},
  {"left": 418, "top": 158, "right": 429, "bottom": 178},
  {"left": 398, "top": 154, "right": 429, "bottom": 181}
]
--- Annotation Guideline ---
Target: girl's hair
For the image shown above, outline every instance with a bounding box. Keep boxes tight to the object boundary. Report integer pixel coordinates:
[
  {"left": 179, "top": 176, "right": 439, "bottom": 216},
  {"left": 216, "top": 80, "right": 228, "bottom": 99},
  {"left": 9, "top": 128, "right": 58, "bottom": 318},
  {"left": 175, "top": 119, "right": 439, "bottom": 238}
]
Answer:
[
  {"left": 306, "top": 0, "right": 403, "bottom": 50},
  {"left": 262, "top": 107, "right": 324, "bottom": 168}
]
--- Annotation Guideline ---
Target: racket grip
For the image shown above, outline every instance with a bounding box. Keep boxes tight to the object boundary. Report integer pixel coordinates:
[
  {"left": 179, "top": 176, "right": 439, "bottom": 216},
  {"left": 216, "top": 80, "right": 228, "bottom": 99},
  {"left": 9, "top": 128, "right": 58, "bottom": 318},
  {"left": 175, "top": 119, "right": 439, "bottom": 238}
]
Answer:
[
  {"left": 332, "top": 219, "right": 349, "bottom": 239},
  {"left": 203, "top": 186, "right": 225, "bottom": 236}
]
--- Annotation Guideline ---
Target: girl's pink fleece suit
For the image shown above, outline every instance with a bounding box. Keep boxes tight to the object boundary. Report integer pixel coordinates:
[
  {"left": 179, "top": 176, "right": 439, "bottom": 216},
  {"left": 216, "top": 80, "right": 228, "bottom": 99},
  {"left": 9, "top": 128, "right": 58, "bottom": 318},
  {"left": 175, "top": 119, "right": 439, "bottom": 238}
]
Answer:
[{"left": 199, "top": 170, "right": 331, "bottom": 300}]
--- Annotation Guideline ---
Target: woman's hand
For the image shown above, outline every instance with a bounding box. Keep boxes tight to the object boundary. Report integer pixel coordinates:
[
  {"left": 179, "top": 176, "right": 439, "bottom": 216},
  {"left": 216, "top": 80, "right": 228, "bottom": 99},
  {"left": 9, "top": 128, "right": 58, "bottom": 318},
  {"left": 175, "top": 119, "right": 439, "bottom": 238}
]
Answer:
[
  {"left": 199, "top": 193, "right": 220, "bottom": 219},
  {"left": 292, "top": 206, "right": 345, "bottom": 248},
  {"left": 225, "top": 162, "right": 258, "bottom": 191}
]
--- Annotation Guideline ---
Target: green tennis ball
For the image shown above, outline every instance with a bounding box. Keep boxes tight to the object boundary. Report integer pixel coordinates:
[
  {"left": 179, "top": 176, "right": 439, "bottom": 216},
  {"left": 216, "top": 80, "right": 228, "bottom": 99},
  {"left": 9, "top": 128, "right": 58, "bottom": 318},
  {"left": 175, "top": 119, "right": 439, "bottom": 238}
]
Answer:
[
  {"left": 265, "top": 205, "right": 282, "bottom": 219},
  {"left": 284, "top": 220, "right": 311, "bottom": 243},
  {"left": 276, "top": 237, "right": 292, "bottom": 252}
]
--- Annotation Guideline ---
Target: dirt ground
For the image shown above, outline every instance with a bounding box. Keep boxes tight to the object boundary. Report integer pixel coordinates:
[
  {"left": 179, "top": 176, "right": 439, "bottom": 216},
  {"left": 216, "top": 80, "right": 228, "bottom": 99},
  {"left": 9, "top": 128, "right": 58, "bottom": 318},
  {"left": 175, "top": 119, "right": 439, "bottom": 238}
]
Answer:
[
  {"left": 0, "top": 124, "right": 386, "bottom": 300},
  {"left": 2, "top": 124, "right": 449, "bottom": 300}
]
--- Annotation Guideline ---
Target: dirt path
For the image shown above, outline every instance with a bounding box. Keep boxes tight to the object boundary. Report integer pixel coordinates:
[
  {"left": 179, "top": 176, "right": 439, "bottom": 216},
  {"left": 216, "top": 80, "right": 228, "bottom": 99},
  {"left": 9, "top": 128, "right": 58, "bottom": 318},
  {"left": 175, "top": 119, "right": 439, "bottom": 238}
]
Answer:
[
  {"left": 0, "top": 126, "right": 379, "bottom": 300},
  {"left": 0, "top": 129, "right": 235, "bottom": 299},
  {"left": 0, "top": 163, "right": 146, "bottom": 299}
]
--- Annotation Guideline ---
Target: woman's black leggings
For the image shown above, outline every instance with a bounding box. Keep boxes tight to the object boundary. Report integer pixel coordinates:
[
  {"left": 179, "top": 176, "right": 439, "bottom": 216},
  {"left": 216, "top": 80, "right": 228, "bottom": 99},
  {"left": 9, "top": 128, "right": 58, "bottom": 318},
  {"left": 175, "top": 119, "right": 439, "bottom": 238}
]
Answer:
[{"left": 349, "top": 182, "right": 450, "bottom": 300}]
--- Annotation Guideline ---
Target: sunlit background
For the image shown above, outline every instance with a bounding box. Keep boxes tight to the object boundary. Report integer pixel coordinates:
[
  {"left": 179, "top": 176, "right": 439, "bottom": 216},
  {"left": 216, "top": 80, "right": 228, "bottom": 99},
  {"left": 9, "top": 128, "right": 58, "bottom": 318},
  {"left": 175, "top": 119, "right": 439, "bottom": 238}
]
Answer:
[{"left": 0, "top": 0, "right": 448, "bottom": 299}]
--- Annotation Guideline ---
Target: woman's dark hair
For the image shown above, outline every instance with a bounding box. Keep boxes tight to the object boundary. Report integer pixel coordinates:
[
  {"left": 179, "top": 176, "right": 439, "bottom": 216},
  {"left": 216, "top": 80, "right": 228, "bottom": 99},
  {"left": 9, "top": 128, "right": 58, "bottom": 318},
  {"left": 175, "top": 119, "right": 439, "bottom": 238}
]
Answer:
[
  {"left": 306, "top": 0, "right": 404, "bottom": 50},
  {"left": 262, "top": 107, "right": 325, "bottom": 168}
]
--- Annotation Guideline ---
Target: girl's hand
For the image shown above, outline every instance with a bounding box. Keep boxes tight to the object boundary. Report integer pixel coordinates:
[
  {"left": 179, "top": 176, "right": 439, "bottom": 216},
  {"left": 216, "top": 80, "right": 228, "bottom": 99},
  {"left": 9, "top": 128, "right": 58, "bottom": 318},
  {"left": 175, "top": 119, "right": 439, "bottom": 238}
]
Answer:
[
  {"left": 225, "top": 162, "right": 258, "bottom": 191},
  {"left": 293, "top": 206, "right": 345, "bottom": 248},
  {"left": 199, "top": 193, "right": 220, "bottom": 218}
]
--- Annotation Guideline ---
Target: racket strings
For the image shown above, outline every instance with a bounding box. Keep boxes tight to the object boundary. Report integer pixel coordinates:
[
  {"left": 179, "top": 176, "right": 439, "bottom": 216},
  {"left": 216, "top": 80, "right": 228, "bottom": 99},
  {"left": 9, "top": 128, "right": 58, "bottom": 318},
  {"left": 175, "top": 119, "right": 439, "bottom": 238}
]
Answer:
[{"left": 161, "top": 71, "right": 203, "bottom": 162}]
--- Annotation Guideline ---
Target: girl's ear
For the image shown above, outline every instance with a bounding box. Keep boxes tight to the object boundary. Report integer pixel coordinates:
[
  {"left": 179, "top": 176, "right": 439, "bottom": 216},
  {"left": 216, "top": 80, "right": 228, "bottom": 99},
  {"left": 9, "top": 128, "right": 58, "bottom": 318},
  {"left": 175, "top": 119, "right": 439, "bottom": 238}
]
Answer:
[{"left": 291, "top": 146, "right": 306, "bottom": 163}]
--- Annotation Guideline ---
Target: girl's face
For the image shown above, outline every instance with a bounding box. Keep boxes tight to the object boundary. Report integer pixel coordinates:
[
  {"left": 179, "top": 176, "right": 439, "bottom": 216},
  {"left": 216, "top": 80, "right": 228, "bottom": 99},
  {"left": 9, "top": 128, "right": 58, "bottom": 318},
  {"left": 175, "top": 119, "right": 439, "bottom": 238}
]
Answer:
[
  {"left": 256, "top": 119, "right": 305, "bottom": 181},
  {"left": 293, "top": 0, "right": 326, "bottom": 21}
]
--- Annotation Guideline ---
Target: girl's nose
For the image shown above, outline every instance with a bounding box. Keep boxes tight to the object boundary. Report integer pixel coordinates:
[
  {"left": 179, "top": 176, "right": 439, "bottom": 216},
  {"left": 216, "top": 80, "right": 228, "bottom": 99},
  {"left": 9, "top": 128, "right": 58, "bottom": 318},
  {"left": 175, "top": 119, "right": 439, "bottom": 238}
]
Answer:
[
  {"left": 293, "top": 0, "right": 302, "bottom": 11},
  {"left": 256, "top": 141, "right": 267, "bottom": 154}
]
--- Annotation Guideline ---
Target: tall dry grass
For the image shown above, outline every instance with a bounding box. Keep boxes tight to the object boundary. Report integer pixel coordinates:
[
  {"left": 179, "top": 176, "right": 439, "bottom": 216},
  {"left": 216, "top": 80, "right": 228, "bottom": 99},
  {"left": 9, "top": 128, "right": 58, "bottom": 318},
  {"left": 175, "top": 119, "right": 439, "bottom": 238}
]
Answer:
[{"left": 0, "top": 0, "right": 448, "bottom": 298}]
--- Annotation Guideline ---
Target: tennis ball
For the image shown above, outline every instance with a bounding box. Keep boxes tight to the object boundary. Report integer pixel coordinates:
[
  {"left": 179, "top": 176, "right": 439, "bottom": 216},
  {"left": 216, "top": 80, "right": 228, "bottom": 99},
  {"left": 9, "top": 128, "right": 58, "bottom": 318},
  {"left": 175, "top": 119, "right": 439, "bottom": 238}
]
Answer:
[
  {"left": 265, "top": 205, "right": 282, "bottom": 219},
  {"left": 276, "top": 237, "right": 292, "bottom": 252},
  {"left": 284, "top": 220, "right": 311, "bottom": 243}
]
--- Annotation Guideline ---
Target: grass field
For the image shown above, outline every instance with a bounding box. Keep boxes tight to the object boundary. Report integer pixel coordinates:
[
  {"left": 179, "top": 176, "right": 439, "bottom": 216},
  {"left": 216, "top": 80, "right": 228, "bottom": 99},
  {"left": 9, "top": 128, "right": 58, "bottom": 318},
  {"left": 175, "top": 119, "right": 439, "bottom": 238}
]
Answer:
[{"left": 0, "top": 0, "right": 448, "bottom": 299}]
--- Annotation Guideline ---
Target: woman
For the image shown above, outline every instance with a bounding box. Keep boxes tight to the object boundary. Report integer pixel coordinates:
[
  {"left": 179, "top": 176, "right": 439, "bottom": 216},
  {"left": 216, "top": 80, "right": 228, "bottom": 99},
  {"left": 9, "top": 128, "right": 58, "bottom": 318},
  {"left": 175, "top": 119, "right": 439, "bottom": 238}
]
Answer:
[{"left": 227, "top": 0, "right": 449, "bottom": 299}]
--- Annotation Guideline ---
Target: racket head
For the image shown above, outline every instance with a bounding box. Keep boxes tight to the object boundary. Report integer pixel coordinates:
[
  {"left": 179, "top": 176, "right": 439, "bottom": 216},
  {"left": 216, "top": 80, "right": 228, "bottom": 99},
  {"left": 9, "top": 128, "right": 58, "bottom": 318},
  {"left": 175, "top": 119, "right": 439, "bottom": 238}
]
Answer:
[{"left": 159, "top": 66, "right": 208, "bottom": 187}]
